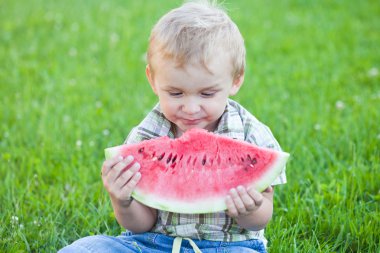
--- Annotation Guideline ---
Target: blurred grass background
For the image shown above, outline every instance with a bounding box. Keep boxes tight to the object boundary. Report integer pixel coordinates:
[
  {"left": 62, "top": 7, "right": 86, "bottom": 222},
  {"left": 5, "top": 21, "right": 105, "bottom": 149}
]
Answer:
[{"left": 1, "top": 0, "right": 379, "bottom": 252}]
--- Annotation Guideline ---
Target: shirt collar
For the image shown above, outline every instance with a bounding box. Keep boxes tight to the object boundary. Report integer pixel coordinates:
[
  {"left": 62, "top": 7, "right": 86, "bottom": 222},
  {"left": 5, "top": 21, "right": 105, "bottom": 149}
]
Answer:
[{"left": 214, "top": 99, "right": 245, "bottom": 141}]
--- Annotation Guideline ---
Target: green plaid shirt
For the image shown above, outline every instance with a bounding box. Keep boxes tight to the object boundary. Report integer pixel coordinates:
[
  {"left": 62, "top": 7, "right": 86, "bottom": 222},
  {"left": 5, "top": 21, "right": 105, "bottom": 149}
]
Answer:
[{"left": 125, "top": 99, "right": 286, "bottom": 243}]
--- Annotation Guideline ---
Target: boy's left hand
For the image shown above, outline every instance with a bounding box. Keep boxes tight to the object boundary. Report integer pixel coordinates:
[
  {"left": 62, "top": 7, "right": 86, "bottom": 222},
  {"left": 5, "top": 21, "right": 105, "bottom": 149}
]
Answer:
[{"left": 225, "top": 185, "right": 273, "bottom": 218}]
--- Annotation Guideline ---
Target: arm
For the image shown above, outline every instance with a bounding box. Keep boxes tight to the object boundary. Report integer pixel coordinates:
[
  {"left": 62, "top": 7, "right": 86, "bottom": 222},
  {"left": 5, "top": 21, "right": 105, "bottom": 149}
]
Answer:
[
  {"left": 102, "top": 156, "right": 157, "bottom": 233},
  {"left": 110, "top": 196, "right": 157, "bottom": 233},
  {"left": 226, "top": 186, "right": 274, "bottom": 231}
]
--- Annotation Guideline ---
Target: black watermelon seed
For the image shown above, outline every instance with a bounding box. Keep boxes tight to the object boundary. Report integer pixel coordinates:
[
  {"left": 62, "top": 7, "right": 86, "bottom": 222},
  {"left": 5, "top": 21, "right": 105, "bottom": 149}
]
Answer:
[
  {"left": 172, "top": 154, "right": 177, "bottom": 163},
  {"left": 202, "top": 155, "right": 207, "bottom": 166},
  {"left": 166, "top": 153, "right": 172, "bottom": 164},
  {"left": 158, "top": 153, "right": 165, "bottom": 161}
]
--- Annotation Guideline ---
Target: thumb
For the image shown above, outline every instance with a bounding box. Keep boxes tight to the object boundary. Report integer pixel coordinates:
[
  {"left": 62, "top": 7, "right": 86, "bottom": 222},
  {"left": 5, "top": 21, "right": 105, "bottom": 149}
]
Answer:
[{"left": 263, "top": 186, "right": 273, "bottom": 193}]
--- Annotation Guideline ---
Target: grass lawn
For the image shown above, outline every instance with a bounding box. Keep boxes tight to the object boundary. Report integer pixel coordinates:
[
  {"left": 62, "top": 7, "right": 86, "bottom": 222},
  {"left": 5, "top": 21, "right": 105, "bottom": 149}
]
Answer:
[{"left": 1, "top": 0, "right": 379, "bottom": 252}]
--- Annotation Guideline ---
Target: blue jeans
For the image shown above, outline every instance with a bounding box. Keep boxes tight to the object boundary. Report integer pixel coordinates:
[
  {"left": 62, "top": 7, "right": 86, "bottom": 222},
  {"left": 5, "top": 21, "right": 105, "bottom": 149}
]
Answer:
[{"left": 58, "top": 232, "right": 267, "bottom": 253}]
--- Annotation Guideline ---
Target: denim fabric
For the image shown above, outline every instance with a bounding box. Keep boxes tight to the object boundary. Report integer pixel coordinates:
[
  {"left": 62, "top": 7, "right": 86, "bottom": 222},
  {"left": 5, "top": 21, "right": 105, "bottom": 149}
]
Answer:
[{"left": 58, "top": 232, "right": 267, "bottom": 253}]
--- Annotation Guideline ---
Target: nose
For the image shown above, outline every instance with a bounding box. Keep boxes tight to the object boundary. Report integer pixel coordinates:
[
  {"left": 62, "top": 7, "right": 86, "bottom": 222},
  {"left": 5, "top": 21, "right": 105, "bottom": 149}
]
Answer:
[{"left": 181, "top": 98, "right": 201, "bottom": 115}]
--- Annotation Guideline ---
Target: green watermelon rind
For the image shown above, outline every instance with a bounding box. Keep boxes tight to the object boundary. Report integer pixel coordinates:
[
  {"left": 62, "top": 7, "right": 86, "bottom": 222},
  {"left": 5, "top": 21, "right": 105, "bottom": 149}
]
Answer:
[
  {"left": 104, "top": 147, "right": 120, "bottom": 160},
  {"left": 104, "top": 146, "right": 289, "bottom": 214}
]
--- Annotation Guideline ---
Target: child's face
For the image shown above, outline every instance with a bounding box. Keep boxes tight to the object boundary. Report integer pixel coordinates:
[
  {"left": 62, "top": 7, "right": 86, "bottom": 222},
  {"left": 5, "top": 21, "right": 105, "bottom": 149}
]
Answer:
[{"left": 146, "top": 52, "right": 243, "bottom": 136}]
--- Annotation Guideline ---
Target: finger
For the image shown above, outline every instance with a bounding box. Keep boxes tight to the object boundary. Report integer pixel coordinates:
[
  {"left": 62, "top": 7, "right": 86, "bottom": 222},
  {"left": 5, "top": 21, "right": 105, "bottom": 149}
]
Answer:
[
  {"left": 264, "top": 186, "right": 273, "bottom": 193},
  {"left": 101, "top": 156, "right": 124, "bottom": 176},
  {"left": 247, "top": 187, "right": 264, "bottom": 207},
  {"left": 108, "top": 171, "right": 141, "bottom": 204},
  {"left": 114, "top": 162, "right": 141, "bottom": 189},
  {"left": 121, "top": 171, "right": 141, "bottom": 197},
  {"left": 106, "top": 162, "right": 140, "bottom": 198},
  {"left": 236, "top": 186, "right": 256, "bottom": 212},
  {"left": 225, "top": 195, "right": 238, "bottom": 217},
  {"left": 107, "top": 156, "right": 134, "bottom": 182},
  {"left": 229, "top": 188, "right": 247, "bottom": 214},
  {"left": 115, "top": 163, "right": 140, "bottom": 189}
]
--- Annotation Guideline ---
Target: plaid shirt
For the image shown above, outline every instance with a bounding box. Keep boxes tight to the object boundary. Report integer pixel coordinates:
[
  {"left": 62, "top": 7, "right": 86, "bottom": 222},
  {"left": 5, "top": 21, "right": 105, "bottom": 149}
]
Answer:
[{"left": 125, "top": 99, "right": 286, "bottom": 243}]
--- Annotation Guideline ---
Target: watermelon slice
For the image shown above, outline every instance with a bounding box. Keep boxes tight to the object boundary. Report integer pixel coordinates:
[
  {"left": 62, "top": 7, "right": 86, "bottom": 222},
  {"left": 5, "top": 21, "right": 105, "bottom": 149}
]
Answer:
[{"left": 105, "top": 128, "right": 289, "bottom": 214}]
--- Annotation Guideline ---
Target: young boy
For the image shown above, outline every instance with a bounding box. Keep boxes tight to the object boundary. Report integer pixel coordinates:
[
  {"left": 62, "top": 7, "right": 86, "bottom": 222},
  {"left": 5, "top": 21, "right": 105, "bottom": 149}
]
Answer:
[{"left": 59, "top": 1, "right": 286, "bottom": 252}]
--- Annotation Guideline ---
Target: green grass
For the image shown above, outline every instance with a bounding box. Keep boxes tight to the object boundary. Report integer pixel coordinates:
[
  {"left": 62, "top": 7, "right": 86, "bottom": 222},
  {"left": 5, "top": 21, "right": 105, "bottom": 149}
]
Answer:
[{"left": 1, "top": 0, "right": 379, "bottom": 252}]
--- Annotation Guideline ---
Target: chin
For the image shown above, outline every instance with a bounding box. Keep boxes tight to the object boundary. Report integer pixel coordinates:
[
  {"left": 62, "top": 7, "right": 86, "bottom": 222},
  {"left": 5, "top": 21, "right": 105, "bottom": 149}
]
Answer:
[
  {"left": 185, "top": 125, "right": 211, "bottom": 132},
  {"left": 178, "top": 125, "right": 200, "bottom": 133}
]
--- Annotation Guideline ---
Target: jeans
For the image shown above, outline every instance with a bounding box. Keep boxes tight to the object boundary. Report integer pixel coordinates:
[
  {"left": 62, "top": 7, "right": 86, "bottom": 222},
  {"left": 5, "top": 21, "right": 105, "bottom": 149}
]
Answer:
[{"left": 58, "top": 232, "right": 267, "bottom": 253}]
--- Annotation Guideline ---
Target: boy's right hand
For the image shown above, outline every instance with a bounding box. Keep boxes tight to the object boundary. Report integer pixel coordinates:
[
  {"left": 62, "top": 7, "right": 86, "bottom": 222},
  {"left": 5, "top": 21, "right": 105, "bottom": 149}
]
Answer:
[{"left": 101, "top": 155, "right": 141, "bottom": 207}]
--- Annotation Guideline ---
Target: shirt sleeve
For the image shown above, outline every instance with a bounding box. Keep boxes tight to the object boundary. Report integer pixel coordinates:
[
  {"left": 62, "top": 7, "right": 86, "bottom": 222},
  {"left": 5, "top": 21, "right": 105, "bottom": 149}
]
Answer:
[
  {"left": 124, "top": 127, "right": 147, "bottom": 145},
  {"left": 123, "top": 104, "right": 172, "bottom": 145},
  {"left": 244, "top": 117, "right": 287, "bottom": 186}
]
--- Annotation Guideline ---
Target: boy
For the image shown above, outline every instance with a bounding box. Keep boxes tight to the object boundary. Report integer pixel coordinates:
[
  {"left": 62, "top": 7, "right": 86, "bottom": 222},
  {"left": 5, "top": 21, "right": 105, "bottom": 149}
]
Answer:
[{"left": 59, "top": 1, "right": 286, "bottom": 252}]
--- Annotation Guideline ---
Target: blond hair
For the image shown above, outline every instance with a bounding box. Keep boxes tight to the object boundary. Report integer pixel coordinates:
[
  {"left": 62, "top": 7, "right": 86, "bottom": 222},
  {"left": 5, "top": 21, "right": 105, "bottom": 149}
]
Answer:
[{"left": 147, "top": 0, "right": 246, "bottom": 79}]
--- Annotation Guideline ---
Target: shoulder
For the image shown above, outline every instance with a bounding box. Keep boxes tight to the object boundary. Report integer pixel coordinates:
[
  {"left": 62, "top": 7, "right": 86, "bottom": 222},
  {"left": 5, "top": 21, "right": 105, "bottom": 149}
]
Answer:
[
  {"left": 228, "top": 99, "right": 282, "bottom": 151},
  {"left": 124, "top": 104, "right": 172, "bottom": 145}
]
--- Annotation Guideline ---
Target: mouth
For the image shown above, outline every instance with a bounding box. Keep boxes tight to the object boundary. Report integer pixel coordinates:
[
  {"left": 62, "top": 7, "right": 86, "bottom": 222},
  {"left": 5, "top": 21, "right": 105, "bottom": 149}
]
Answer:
[{"left": 181, "top": 118, "right": 202, "bottom": 125}]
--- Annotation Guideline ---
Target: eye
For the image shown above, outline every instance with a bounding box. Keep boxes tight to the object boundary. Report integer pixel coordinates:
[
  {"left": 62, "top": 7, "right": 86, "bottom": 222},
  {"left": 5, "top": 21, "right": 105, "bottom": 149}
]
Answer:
[
  {"left": 201, "top": 92, "right": 216, "bottom": 97},
  {"left": 168, "top": 91, "right": 183, "bottom": 97}
]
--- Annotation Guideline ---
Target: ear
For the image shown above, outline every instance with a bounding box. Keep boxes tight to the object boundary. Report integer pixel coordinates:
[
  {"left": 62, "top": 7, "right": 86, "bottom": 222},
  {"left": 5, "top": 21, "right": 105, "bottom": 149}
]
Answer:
[
  {"left": 146, "top": 64, "right": 158, "bottom": 95},
  {"left": 229, "top": 72, "right": 245, "bottom": 96}
]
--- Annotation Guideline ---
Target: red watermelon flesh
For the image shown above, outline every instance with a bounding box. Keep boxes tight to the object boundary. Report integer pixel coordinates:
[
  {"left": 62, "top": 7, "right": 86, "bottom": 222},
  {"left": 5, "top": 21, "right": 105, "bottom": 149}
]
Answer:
[{"left": 105, "top": 128, "right": 289, "bottom": 214}]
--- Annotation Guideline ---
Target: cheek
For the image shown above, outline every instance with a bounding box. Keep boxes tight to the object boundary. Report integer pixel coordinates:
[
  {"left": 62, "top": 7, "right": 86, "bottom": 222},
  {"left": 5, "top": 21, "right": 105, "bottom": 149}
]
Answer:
[
  {"left": 159, "top": 99, "right": 177, "bottom": 116},
  {"left": 206, "top": 101, "right": 227, "bottom": 118}
]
